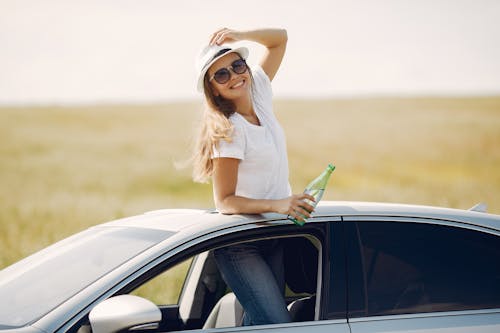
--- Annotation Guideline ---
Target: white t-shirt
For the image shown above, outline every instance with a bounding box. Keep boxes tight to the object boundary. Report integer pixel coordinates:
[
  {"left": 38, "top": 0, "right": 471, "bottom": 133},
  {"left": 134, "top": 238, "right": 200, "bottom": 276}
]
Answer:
[{"left": 212, "top": 66, "right": 291, "bottom": 200}]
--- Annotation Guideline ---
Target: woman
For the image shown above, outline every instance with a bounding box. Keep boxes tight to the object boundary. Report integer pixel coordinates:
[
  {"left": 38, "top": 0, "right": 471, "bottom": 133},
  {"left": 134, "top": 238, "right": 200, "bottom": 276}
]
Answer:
[{"left": 192, "top": 28, "right": 315, "bottom": 326}]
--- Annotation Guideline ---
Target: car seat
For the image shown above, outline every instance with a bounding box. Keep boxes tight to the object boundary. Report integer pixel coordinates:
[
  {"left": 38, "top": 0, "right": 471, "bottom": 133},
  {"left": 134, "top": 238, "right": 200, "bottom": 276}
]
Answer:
[
  {"left": 202, "top": 292, "right": 243, "bottom": 329},
  {"left": 283, "top": 237, "right": 318, "bottom": 322}
]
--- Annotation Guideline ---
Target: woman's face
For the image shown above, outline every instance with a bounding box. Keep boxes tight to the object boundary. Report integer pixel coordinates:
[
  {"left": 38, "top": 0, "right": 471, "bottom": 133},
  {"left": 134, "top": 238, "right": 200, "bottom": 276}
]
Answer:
[{"left": 207, "top": 52, "right": 251, "bottom": 100}]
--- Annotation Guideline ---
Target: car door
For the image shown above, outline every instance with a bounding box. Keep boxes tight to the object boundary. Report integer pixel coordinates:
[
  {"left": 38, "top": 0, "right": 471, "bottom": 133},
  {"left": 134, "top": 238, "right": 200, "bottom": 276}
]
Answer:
[
  {"left": 180, "top": 218, "right": 350, "bottom": 333},
  {"left": 342, "top": 217, "right": 500, "bottom": 333},
  {"left": 178, "top": 219, "right": 349, "bottom": 333}
]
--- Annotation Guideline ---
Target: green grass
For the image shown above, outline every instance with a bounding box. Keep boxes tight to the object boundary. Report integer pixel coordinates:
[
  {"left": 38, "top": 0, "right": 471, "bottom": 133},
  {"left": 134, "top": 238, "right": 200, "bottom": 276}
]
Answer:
[
  {"left": 131, "top": 259, "right": 193, "bottom": 305},
  {"left": 1, "top": 97, "right": 500, "bottom": 269}
]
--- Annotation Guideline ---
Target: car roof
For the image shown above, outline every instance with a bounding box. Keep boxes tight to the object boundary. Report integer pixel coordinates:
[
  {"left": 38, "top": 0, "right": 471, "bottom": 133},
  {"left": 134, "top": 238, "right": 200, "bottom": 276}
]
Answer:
[
  {"left": 317, "top": 201, "right": 500, "bottom": 230},
  {"left": 100, "top": 201, "right": 500, "bottom": 234}
]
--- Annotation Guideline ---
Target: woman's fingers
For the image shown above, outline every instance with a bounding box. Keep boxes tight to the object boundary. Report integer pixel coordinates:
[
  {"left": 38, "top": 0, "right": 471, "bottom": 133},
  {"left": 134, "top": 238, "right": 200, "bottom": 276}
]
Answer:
[
  {"left": 288, "top": 195, "right": 316, "bottom": 220},
  {"left": 210, "top": 28, "right": 229, "bottom": 45},
  {"left": 305, "top": 193, "right": 316, "bottom": 202},
  {"left": 294, "top": 206, "right": 312, "bottom": 219},
  {"left": 289, "top": 213, "right": 304, "bottom": 222},
  {"left": 280, "top": 193, "right": 317, "bottom": 221},
  {"left": 209, "top": 28, "right": 241, "bottom": 45},
  {"left": 288, "top": 208, "right": 307, "bottom": 222},
  {"left": 209, "top": 28, "right": 226, "bottom": 45},
  {"left": 297, "top": 194, "right": 315, "bottom": 213}
]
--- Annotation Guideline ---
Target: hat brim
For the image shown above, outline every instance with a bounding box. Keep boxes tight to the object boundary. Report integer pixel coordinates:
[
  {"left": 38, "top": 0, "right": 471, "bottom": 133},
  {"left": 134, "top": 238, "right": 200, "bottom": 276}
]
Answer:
[{"left": 197, "top": 46, "right": 249, "bottom": 93}]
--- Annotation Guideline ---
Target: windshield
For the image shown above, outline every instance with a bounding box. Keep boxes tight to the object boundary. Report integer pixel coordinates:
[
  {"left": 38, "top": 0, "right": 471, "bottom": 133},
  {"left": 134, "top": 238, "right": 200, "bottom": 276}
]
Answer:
[{"left": 0, "top": 226, "right": 172, "bottom": 328}]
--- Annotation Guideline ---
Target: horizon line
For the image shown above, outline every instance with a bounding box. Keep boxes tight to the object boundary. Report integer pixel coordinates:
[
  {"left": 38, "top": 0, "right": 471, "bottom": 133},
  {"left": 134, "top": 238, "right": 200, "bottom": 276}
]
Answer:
[{"left": 1, "top": 93, "right": 500, "bottom": 108}]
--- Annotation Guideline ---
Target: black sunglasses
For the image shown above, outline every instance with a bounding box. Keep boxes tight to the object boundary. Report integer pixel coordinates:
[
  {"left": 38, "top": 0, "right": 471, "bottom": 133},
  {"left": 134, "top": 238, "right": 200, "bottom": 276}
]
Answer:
[{"left": 209, "top": 59, "right": 248, "bottom": 84}]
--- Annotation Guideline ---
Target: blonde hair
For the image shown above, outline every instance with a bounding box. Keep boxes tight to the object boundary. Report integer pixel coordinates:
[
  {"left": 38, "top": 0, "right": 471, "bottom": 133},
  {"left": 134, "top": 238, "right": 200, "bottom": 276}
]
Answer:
[
  {"left": 192, "top": 65, "right": 253, "bottom": 183},
  {"left": 192, "top": 76, "right": 236, "bottom": 183}
]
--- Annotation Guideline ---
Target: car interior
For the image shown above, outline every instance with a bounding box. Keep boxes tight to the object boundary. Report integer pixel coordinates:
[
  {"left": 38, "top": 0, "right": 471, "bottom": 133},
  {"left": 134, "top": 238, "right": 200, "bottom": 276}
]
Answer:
[
  {"left": 178, "top": 235, "right": 321, "bottom": 330},
  {"left": 204, "top": 236, "right": 320, "bottom": 328}
]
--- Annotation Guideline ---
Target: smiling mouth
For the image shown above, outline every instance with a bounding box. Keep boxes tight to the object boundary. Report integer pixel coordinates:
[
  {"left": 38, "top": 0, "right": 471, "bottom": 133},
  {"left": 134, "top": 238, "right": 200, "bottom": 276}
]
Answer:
[{"left": 230, "top": 80, "right": 245, "bottom": 89}]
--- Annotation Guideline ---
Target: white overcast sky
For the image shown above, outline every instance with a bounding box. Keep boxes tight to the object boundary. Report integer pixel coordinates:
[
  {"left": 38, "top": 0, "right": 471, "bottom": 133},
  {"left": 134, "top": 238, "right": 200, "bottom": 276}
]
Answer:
[{"left": 1, "top": 0, "right": 499, "bottom": 105}]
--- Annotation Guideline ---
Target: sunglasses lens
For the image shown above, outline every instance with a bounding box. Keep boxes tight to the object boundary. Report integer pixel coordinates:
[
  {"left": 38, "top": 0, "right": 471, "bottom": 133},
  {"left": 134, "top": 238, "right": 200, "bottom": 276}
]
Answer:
[
  {"left": 211, "top": 59, "right": 248, "bottom": 84},
  {"left": 213, "top": 69, "right": 230, "bottom": 84},
  {"left": 232, "top": 59, "right": 247, "bottom": 74}
]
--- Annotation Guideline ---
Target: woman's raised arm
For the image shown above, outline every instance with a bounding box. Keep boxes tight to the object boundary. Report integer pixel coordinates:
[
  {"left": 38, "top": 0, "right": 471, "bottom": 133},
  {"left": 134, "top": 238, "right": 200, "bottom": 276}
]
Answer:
[{"left": 209, "top": 28, "right": 288, "bottom": 81}]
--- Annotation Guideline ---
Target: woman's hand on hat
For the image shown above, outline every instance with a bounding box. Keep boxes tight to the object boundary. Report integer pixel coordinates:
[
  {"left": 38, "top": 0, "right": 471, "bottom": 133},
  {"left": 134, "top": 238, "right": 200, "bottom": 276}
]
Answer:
[
  {"left": 210, "top": 27, "right": 243, "bottom": 46},
  {"left": 272, "top": 194, "right": 316, "bottom": 222}
]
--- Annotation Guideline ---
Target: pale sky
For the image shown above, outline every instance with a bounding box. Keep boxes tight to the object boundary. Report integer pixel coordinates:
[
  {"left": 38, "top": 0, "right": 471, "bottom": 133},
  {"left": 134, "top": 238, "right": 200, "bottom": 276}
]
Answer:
[{"left": 1, "top": 0, "right": 499, "bottom": 105}]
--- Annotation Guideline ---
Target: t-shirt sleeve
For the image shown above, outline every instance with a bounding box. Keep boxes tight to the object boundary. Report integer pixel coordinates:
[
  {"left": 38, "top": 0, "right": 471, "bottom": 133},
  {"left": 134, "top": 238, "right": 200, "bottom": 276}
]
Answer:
[
  {"left": 251, "top": 65, "right": 273, "bottom": 107},
  {"left": 211, "top": 120, "right": 246, "bottom": 160}
]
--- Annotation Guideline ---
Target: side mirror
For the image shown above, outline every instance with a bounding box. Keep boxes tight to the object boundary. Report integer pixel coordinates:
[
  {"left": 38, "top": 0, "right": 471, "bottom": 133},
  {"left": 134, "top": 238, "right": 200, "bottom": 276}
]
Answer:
[{"left": 89, "top": 295, "right": 162, "bottom": 333}]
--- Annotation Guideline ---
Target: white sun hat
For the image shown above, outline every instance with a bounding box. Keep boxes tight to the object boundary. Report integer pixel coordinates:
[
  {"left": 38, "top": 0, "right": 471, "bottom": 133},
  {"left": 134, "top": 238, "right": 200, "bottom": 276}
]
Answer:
[{"left": 195, "top": 44, "right": 249, "bottom": 93}]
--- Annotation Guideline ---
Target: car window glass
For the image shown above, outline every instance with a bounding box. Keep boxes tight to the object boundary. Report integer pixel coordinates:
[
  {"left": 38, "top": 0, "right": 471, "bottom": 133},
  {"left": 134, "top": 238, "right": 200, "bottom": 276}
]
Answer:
[
  {"left": 131, "top": 258, "right": 192, "bottom": 305},
  {"left": 355, "top": 222, "right": 500, "bottom": 316},
  {"left": 0, "top": 227, "right": 172, "bottom": 329}
]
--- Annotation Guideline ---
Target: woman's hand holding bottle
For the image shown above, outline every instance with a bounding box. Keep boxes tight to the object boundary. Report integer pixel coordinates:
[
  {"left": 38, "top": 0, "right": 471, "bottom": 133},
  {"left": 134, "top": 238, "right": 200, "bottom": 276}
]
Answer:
[{"left": 272, "top": 194, "right": 316, "bottom": 223}]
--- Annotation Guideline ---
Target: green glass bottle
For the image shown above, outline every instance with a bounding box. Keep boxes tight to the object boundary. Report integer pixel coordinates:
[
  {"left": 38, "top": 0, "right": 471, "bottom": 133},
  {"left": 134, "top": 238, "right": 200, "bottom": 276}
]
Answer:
[{"left": 289, "top": 163, "right": 336, "bottom": 226}]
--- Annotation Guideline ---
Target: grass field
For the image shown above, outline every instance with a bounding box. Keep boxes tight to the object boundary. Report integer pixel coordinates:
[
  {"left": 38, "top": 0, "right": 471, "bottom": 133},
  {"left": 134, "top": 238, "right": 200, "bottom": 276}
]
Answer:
[{"left": 1, "top": 97, "right": 500, "bottom": 269}]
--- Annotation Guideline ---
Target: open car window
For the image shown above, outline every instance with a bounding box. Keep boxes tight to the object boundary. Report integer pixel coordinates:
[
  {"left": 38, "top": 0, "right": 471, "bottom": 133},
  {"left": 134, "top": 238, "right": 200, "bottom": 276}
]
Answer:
[{"left": 178, "top": 235, "right": 322, "bottom": 330}]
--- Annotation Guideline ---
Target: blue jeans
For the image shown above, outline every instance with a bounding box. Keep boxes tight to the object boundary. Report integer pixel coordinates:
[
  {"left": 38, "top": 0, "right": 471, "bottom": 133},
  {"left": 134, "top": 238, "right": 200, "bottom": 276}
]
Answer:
[{"left": 214, "top": 240, "right": 291, "bottom": 326}]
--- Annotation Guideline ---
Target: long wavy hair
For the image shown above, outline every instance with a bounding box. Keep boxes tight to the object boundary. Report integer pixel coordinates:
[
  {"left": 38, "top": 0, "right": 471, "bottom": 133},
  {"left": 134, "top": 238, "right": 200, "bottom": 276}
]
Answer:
[{"left": 192, "top": 62, "right": 253, "bottom": 183}]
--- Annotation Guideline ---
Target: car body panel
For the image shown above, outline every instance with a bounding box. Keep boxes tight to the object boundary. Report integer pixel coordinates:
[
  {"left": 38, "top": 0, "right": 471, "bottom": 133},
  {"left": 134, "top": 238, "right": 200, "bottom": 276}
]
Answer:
[
  {"left": 183, "top": 319, "right": 350, "bottom": 333},
  {"left": 1, "top": 201, "right": 499, "bottom": 333},
  {"left": 349, "top": 309, "right": 500, "bottom": 333},
  {"left": 317, "top": 201, "right": 500, "bottom": 231}
]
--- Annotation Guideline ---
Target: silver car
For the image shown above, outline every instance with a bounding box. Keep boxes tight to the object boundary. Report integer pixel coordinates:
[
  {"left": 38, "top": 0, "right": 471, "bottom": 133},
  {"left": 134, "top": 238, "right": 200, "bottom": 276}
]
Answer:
[{"left": 1, "top": 201, "right": 499, "bottom": 333}]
